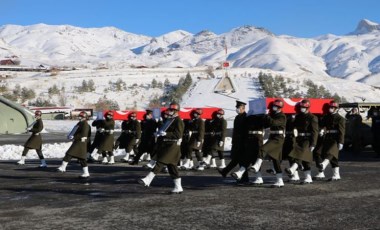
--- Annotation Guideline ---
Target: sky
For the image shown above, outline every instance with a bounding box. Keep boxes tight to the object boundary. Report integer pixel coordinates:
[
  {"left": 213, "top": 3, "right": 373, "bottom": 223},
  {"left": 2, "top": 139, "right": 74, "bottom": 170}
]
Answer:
[{"left": 1, "top": 0, "right": 380, "bottom": 37}]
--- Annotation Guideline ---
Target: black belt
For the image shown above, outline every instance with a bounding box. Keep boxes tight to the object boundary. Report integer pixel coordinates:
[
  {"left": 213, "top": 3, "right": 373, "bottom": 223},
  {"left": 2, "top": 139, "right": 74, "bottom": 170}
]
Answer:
[{"left": 163, "top": 139, "right": 179, "bottom": 142}]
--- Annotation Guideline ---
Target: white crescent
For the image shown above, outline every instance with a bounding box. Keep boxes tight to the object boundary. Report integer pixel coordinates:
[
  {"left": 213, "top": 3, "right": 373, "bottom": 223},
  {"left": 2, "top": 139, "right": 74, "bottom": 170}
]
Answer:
[{"left": 283, "top": 98, "right": 302, "bottom": 106}]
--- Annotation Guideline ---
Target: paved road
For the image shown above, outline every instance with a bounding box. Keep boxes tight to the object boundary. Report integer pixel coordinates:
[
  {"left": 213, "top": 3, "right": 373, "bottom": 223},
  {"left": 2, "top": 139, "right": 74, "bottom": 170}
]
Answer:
[{"left": 0, "top": 151, "right": 379, "bottom": 230}]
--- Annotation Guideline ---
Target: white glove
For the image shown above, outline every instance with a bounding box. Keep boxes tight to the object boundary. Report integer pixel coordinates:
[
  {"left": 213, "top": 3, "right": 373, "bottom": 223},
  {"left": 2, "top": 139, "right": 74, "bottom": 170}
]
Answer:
[
  {"left": 68, "top": 135, "right": 74, "bottom": 140},
  {"left": 135, "top": 139, "right": 140, "bottom": 143},
  {"left": 339, "top": 143, "right": 343, "bottom": 150},
  {"left": 219, "top": 141, "right": 224, "bottom": 147},
  {"left": 81, "top": 137, "right": 87, "bottom": 142},
  {"left": 293, "top": 129, "right": 298, "bottom": 137},
  {"left": 319, "top": 129, "right": 325, "bottom": 137},
  {"left": 109, "top": 130, "right": 114, "bottom": 134},
  {"left": 159, "top": 131, "right": 167, "bottom": 136},
  {"left": 310, "top": 146, "right": 315, "bottom": 152},
  {"left": 189, "top": 131, "right": 193, "bottom": 137},
  {"left": 196, "top": 141, "right": 201, "bottom": 147},
  {"left": 99, "top": 128, "right": 105, "bottom": 133}
]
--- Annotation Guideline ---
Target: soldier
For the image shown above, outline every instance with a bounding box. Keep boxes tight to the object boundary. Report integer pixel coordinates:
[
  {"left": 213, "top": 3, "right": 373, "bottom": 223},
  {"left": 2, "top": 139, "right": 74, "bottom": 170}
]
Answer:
[
  {"left": 130, "top": 109, "right": 159, "bottom": 165},
  {"left": 221, "top": 101, "right": 249, "bottom": 184},
  {"left": 116, "top": 112, "right": 141, "bottom": 163},
  {"left": 180, "top": 118, "right": 192, "bottom": 168},
  {"left": 285, "top": 99, "right": 319, "bottom": 184},
  {"left": 198, "top": 109, "right": 227, "bottom": 170},
  {"left": 318, "top": 101, "right": 345, "bottom": 181},
  {"left": 17, "top": 110, "right": 47, "bottom": 168},
  {"left": 345, "top": 107, "right": 362, "bottom": 153},
  {"left": 87, "top": 118, "right": 104, "bottom": 163},
  {"left": 371, "top": 108, "right": 380, "bottom": 157},
  {"left": 251, "top": 99, "right": 287, "bottom": 188},
  {"left": 98, "top": 111, "right": 116, "bottom": 164},
  {"left": 138, "top": 102, "right": 185, "bottom": 194},
  {"left": 57, "top": 111, "right": 91, "bottom": 178},
  {"left": 181, "top": 108, "right": 205, "bottom": 170},
  {"left": 230, "top": 105, "right": 265, "bottom": 186},
  {"left": 282, "top": 114, "right": 298, "bottom": 182}
]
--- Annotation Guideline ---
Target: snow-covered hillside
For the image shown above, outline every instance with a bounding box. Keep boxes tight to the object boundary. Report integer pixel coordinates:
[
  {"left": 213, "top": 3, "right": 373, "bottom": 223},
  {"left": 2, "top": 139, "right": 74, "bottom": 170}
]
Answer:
[{"left": 1, "top": 19, "right": 380, "bottom": 86}]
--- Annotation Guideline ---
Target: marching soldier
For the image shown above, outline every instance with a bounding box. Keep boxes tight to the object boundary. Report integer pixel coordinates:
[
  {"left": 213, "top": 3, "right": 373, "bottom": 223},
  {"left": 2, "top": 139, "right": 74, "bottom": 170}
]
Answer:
[
  {"left": 138, "top": 102, "right": 185, "bottom": 194},
  {"left": 57, "top": 111, "right": 91, "bottom": 178},
  {"left": 318, "top": 101, "right": 345, "bottom": 181},
  {"left": 371, "top": 108, "right": 380, "bottom": 157},
  {"left": 222, "top": 101, "right": 249, "bottom": 184},
  {"left": 285, "top": 99, "right": 319, "bottom": 184},
  {"left": 251, "top": 99, "right": 287, "bottom": 188},
  {"left": 116, "top": 112, "right": 141, "bottom": 163},
  {"left": 198, "top": 109, "right": 227, "bottom": 170},
  {"left": 17, "top": 110, "right": 47, "bottom": 167},
  {"left": 230, "top": 104, "right": 266, "bottom": 186},
  {"left": 87, "top": 118, "right": 104, "bottom": 163},
  {"left": 98, "top": 111, "right": 116, "bottom": 164},
  {"left": 181, "top": 108, "right": 205, "bottom": 170},
  {"left": 130, "top": 109, "right": 159, "bottom": 165}
]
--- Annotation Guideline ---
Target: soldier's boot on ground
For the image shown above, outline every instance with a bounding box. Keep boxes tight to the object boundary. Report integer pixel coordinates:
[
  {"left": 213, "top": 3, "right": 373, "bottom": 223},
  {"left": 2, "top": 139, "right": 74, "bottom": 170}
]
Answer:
[
  {"left": 16, "top": 156, "right": 26, "bottom": 165},
  {"left": 80, "top": 166, "right": 90, "bottom": 178},
  {"left": 313, "top": 171, "right": 326, "bottom": 181},
  {"left": 204, "top": 155, "right": 212, "bottom": 166},
  {"left": 271, "top": 173, "right": 284, "bottom": 188},
  {"left": 138, "top": 172, "right": 156, "bottom": 187},
  {"left": 301, "top": 170, "right": 313, "bottom": 184},
  {"left": 57, "top": 161, "right": 68, "bottom": 172},
  {"left": 108, "top": 156, "right": 115, "bottom": 165},
  {"left": 231, "top": 166, "right": 246, "bottom": 180},
  {"left": 143, "top": 160, "right": 156, "bottom": 169},
  {"left": 101, "top": 157, "right": 108, "bottom": 164},
  {"left": 170, "top": 178, "right": 183, "bottom": 194},
  {"left": 319, "top": 159, "right": 330, "bottom": 171},
  {"left": 209, "top": 158, "right": 217, "bottom": 169},
  {"left": 145, "top": 154, "right": 151, "bottom": 161},
  {"left": 140, "top": 153, "right": 147, "bottom": 161},
  {"left": 250, "top": 158, "right": 263, "bottom": 173},
  {"left": 289, "top": 170, "right": 300, "bottom": 183},
  {"left": 121, "top": 153, "right": 130, "bottom": 163},
  {"left": 188, "top": 160, "right": 194, "bottom": 169},
  {"left": 285, "top": 163, "right": 298, "bottom": 176},
  {"left": 219, "top": 159, "right": 226, "bottom": 169},
  {"left": 180, "top": 159, "right": 190, "bottom": 170},
  {"left": 39, "top": 159, "right": 47, "bottom": 168},
  {"left": 329, "top": 167, "right": 341, "bottom": 181},
  {"left": 252, "top": 172, "right": 264, "bottom": 186}
]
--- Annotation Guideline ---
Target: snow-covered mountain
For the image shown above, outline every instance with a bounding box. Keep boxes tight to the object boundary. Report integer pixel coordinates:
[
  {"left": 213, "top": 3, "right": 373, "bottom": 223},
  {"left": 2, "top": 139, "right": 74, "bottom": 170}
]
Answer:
[{"left": 1, "top": 19, "right": 380, "bottom": 86}]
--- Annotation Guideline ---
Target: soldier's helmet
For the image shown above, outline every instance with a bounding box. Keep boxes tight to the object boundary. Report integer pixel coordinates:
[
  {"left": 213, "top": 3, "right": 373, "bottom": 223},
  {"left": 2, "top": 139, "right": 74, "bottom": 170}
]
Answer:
[
  {"left": 129, "top": 112, "right": 137, "bottom": 119},
  {"left": 300, "top": 99, "right": 311, "bottom": 108},
  {"left": 105, "top": 111, "right": 114, "bottom": 118},
  {"left": 217, "top": 109, "right": 225, "bottom": 115},
  {"left": 329, "top": 101, "right": 339, "bottom": 108},
  {"left": 34, "top": 110, "right": 42, "bottom": 117},
  {"left": 168, "top": 102, "right": 180, "bottom": 111},
  {"left": 194, "top": 108, "right": 203, "bottom": 115},
  {"left": 78, "top": 111, "right": 88, "bottom": 119},
  {"left": 273, "top": 99, "right": 284, "bottom": 108}
]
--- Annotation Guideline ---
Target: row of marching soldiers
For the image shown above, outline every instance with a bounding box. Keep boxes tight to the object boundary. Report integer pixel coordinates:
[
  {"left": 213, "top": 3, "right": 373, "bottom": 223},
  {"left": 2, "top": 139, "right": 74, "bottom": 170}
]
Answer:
[
  {"left": 226, "top": 99, "right": 346, "bottom": 187},
  {"left": 16, "top": 99, "right": 346, "bottom": 193}
]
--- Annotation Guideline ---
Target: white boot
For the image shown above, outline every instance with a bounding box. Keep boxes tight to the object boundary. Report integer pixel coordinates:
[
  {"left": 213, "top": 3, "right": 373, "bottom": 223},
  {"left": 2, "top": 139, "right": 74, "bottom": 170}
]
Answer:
[
  {"left": 196, "top": 161, "right": 205, "bottom": 171},
  {"left": 231, "top": 166, "right": 246, "bottom": 180},
  {"left": 108, "top": 156, "right": 115, "bottom": 164},
  {"left": 102, "top": 157, "right": 108, "bottom": 164},
  {"left": 302, "top": 170, "right": 313, "bottom": 184},
  {"left": 188, "top": 160, "right": 194, "bottom": 169},
  {"left": 180, "top": 159, "right": 190, "bottom": 169},
  {"left": 144, "top": 160, "right": 156, "bottom": 169},
  {"left": 39, "top": 159, "right": 47, "bottom": 168},
  {"left": 209, "top": 158, "right": 217, "bottom": 168},
  {"left": 57, "top": 161, "right": 68, "bottom": 172},
  {"left": 272, "top": 173, "right": 284, "bottom": 188},
  {"left": 320, "top": 159, "right": 330, "bottom": 171},
  {"left": 171, "top": 178, "right": 183, "bottom": 194},
  {"left": 250, "top": 158, "right": 263, "bottom": 173},
  {"left": 204, "top": 155, "right": 212, "bottom": 165},
  {"left": 252, "top": 172, "right": 264, "bottom": 185},
  {"left": 17, "top": 156, "right": 26, "bottom": 165},
  {"left": 138, "top": 172, "right": 156, "bottom": 187},
  {"left": 330, "top": 167, "right": 341, "bottom": 181},
  {"left": 219, "top": 159, "right": 226, "bottom": 169},
  {"left": 289, "top": 170, "right": 300, "bottom": 182},
  {"left": 145, "top": 154, "right": 151, "bottom": 161},
  {"left": 285, "top": 163, "right": 298, "bottom": 176},
  {"left": 121, "top": 153, "right": 130, "bottom": 162},
  {"left": 80, "top": 166, "right": 90, "bottom": 178},
  {"left": 313, "top": 171, "right": 326, "bottom": 180}
]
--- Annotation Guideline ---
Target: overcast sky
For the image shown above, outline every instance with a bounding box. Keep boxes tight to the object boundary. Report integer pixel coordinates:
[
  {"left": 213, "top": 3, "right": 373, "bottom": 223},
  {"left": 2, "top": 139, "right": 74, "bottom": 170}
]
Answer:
[{"left": 1, "top": 0, "right": 379, "bottom": 37}]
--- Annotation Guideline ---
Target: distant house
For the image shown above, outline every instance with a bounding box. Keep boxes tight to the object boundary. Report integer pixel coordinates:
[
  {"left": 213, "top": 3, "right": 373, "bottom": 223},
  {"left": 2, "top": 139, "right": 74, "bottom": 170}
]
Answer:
[{"left": 0, "top": 59, "right": 17, "bottom": 65}]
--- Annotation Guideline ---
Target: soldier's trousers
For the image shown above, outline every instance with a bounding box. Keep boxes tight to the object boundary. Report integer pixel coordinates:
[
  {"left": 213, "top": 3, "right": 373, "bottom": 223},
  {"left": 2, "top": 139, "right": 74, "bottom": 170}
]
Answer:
[
  {"left": 152, "top": 161, "right": 179, "bottom": 179},
  {"left": 101, "top": 151, "right": 114, "bottom": 157},
  {"left": 289, "top": 158, "right": 311, "bottom": 171},
  {"left": 22, "top": 148, "right": 44, "bottom": 159},
  {"left": 315, "top": 153, "right": 339, "bottom": 168},
  {"left": 63, "top": 154, "right": 87, "bottom": 167},
  {"left": 259, "top": 150, "right": 282, "bottom": 173}
]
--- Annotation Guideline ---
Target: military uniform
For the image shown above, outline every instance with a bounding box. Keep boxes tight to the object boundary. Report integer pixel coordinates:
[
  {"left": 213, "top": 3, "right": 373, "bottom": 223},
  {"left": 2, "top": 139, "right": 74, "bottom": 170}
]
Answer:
[
  {"left": 180, "top": 119, "right": 192, "bottom": 163},
  {"left": 187, "top": 115, "right": 205, "bottom": 161},
  {"left": 88, "top": 120, "right": 104, "bottom": 156},
  {"left": 320, "top": 113, "right": 345, "bottom": 164},
  {"left": 132, "top": 115, "right": 159, "bottom": 164},
  {"left": 65, "top": 120, "right": 91, "bottom": 160},
  {"left": 117, "top": 118, "right": 141, "bottom": 162},
  {"left": 98, "top": 119, "right": 115, "bottom": 155}
]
